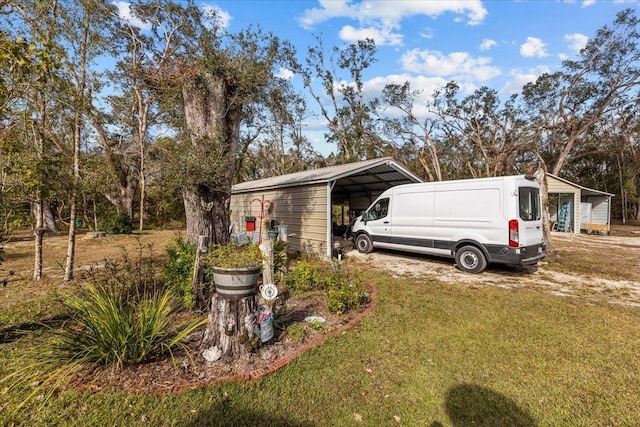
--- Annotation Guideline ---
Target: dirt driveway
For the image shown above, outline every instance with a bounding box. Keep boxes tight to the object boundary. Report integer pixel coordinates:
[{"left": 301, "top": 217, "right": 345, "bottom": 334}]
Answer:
[{"left": 347, "top": 231, "right": 640, "bottom": 308}]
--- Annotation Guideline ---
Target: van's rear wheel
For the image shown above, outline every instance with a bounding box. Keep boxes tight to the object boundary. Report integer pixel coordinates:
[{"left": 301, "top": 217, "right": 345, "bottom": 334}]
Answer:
[
  {"left": 355, "top": 234, "right": 373, "bottom": 254},
  {"left": 455, "top": 245, "right": 487, "bottom": 274}
]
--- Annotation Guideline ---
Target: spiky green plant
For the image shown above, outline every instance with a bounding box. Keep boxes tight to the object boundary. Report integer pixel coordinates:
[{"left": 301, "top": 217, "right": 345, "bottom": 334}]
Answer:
[
  {"left": 1, "top": 283, "right": 206, "bottom": 416},
  {"left": 54, "top": 283, "right": 204, "bottom": 369}
]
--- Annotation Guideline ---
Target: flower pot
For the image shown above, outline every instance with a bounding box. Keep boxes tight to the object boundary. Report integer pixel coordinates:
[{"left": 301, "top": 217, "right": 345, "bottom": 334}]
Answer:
[
  {"left": 210, "top": 265, "right": 261, "bottom": 300},
  {"left": 267, "top": 230, "right": 279, "bottom": 239}
]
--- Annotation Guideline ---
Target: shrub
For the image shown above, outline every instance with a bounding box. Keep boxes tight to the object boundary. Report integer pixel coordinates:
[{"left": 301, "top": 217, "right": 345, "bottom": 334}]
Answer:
[
  {"left": 284, "top": 323, "right": 304, "bottom": 343},
  {"left": 283, "top": 260, "right": 369, "bottom": 315},
  {"left": 99, "top": 211, "right": 133, "bottom": 234},
  {"left": 327, "top": 278, "right": 369, "bottom": 315},
  {"left": 282, "top": 260, "right": 323, "bottom": 292},
  {"left": 164, "top": 238, "right": 197, "bottom": 308}
]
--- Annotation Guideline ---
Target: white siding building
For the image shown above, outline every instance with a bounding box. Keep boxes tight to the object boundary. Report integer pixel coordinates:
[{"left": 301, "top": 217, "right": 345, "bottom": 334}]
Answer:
[{"left": 547, "top": 174, "right": 614, "bottom": 234}]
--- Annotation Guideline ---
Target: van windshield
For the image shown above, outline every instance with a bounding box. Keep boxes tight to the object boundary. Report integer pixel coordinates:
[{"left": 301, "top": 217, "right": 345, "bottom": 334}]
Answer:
[{"left": 519, "top": 187, "right": 541, "bottom": 221}]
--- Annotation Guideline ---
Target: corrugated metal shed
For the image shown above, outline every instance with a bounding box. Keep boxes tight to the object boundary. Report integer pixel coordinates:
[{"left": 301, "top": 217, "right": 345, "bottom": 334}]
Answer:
[{"left": 231, "top": 158, "right": 422, "bottom": 257}]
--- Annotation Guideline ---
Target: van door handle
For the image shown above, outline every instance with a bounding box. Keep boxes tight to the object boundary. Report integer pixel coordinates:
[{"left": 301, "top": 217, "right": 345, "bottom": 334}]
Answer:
[{"left": 383, "top": 221, "right": 389, "bottom": 224}]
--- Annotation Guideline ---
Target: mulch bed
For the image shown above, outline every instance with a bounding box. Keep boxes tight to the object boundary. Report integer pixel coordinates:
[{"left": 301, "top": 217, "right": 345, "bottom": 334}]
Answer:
[{"left": 77, "top": 283, "right": 377, "bottom": 395}]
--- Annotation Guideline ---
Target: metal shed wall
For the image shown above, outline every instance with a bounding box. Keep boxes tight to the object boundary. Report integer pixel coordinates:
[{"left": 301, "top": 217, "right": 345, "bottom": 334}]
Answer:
[
  {"left": 583, "top": 195, "right": 610, "bottom": 226},
  {"left": 230, "top": 183, "right": 328, "bottom": 255}
]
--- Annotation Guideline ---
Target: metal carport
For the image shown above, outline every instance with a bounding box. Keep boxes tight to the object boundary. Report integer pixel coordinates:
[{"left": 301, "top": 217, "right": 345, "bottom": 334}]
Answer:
[{"left": 230, "top": 158, "right": 422, "bottom": 258}]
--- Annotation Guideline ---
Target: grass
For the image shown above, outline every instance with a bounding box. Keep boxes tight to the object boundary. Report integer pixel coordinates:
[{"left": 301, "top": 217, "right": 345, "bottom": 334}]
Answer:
[{"left": 2, "top": 229, "right": 640, "bottom": 426}]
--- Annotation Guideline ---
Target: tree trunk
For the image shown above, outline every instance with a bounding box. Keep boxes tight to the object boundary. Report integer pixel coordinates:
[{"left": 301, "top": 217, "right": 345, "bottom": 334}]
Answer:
[
  {"left": 43, "top": 202, "right": 57, "bottom": 232},
  {"left": 33, "top": 198, "right": 44, "bottom": 281},
  {"left": 31, "top": 201, "right": 57, "bottom": 232},
  {"left": 182, "top": 185, "right": 231, "bottom": 246},
  {"left": 200, "top": 294, "right": 259, "bottom": 359},
  {"left": 532, "top": 160, "right": 555, "bottom": 256},
  {"left": 181, "top": 72, "right": 238, "bottom": 245}
]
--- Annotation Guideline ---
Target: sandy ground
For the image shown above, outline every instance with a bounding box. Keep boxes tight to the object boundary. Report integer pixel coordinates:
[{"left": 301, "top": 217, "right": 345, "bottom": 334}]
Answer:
[{"left": 346, "top": 231, "right": 640, "bottom": 308}]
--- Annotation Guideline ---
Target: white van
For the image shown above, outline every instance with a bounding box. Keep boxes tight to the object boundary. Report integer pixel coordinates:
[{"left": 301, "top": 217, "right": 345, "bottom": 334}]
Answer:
[{"left": 351, "top": 175, "right": 546, "bottom": 273}]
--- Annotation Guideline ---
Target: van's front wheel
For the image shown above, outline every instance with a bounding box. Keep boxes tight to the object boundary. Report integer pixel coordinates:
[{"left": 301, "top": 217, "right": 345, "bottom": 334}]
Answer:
[
  {"left": 455, "top": 245, "right": 487, "bottom": 273},
  {"left": 355, "top": 234, "right": 373, "bottom": 254}
]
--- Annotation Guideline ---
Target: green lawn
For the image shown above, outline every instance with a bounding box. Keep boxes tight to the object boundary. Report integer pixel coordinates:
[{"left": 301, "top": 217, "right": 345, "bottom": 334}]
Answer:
[{"left": 3, "top": 265, "right": 640, "bottom": 426}]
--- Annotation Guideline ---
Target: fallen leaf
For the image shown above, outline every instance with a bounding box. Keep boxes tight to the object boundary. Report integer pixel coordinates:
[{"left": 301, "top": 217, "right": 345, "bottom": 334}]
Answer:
[
  {"left": 394, "top": 415, "right": 401, "bottom": 423},
  {"left": 354, "top": 413, "right": 363, "bottom": 422},
  {"left": 365, "top": 368, "right": 373, "bottom": 373}
]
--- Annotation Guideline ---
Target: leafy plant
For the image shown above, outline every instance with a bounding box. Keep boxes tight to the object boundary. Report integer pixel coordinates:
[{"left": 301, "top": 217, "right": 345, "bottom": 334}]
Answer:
[
  {"left": 307, "top": 319, "right": 327, "bottom": 333},
  {"left": 164, "top": 237, "right": 197, "bottom": 308},
  {"left": 204, "top": 243, "right": 263, "bottom": 269},
  {"left": 284, "top": 323, "right": 304, "bottom": 342},
  {"left": 327, "top": 278, "right": 369, "bottom": 315},
  {"left": 99, "top": 211, "right": 133, "bottom": 234},
  {"left": 283, "top": 259, "right": 369, "bottom": 314},
  {"left": 272, "top": 239, "right": 288, "bottom": 278},
  {"left": 282, "top": 260, "right": 322, "bottom": 292}
]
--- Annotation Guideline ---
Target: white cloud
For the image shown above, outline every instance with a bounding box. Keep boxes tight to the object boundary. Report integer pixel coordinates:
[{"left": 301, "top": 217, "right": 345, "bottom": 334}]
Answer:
[
  {"left": 338, "top": 24, "right": 403, "bottom": 46},
  {"left": 202, "top": 4, "right": 232, "bottom": 30},
  {"left": 420, "top": 27, "right": 434, "bottom": 40},
  {"left": 297, "top": 0, "right": 488, "bottom": 37},
  {"left": 500, "top": 66, "right": 551, "bottom": 96},
  {"left": 365, "top": 73, "right": 449, "bottom": 101},
  {"left": 480, "top": 39, "right": 497, "bottom": 51},
  {"left": 582, "top": 0, "right": 596, "bottom": 6},
  {"left": 520, "top": 37, "right": 548, "bottom": 58},
  {"left": 112, "top": 2, "right": 152, "bottom": 30},
  {"left": 276, "top": 67, "right": 295, "bottom": 80},
  {"left": 400, "top": 49, "right": 501, "bottom": 82},
  {"left": 564, "top": 33, "right": 589, "bottom": 54}
]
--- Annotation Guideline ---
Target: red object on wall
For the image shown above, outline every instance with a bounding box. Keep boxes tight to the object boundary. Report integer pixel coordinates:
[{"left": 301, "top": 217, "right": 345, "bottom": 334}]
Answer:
[{"left": 246, "top": 216, "right": 256, "bottom": 232}]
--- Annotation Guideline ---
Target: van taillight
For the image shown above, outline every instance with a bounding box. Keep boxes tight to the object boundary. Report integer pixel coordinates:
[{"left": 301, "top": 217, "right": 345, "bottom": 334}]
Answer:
[{"left": 509, "top": 219, "right": 519, "bottom": 247}]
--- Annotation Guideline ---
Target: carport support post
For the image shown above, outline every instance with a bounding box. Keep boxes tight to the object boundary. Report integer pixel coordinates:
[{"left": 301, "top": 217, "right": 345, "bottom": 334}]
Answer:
[{"left": 326, "top": 181, "right": 336, "bottom": 259}]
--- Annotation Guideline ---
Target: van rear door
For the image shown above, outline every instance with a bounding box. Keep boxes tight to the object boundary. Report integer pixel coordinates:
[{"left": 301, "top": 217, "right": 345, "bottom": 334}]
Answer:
[{"left": 517, "top": 185, "right": 544, "bottom": 247}]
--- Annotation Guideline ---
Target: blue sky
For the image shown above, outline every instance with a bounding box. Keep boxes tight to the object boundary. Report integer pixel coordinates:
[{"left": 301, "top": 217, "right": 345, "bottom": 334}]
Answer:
[{"left": 117, "top": 0, "right": 638, "bottom": 155}]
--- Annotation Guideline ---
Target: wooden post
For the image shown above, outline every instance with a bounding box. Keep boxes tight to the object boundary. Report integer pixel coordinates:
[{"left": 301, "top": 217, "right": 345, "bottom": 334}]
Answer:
[
  {"left": 192, "top": 235, "right": 209, "bottom": 309},
  {"left": 260, "top": 239, "right": 274, "bottom": 285}
]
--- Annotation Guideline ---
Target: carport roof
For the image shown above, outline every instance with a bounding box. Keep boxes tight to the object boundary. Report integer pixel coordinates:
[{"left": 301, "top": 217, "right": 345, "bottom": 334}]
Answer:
[
  {"left": 232, "top": 157, "right": 422, "bottom": 194},
  {"left": 548, "top": 174, "right": 615, "bottom": 197}
]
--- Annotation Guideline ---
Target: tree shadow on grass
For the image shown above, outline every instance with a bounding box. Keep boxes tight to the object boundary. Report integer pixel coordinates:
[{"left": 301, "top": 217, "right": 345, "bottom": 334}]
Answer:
[{"left": 432, "top": 383, "right": 538, "bottom": 427}]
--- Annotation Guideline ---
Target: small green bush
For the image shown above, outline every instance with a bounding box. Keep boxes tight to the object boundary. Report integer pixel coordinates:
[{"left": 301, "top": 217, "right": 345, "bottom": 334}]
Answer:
[
  {"left": 283, "top": 260, "right": 369, "bottom": 315},
  {"left": 327, "top": 278, "right": 369, "bottom": 315},
  {"left": 164, "top": 238, "right": 196, "bottom": 308},
  {"left": 99, "top": 212, "right": 133, "bottom": 234},
  {"left": 284, "top": 323, "right": 304, "bottom": 343},
  {"left": 282, "top": 260, "right": 323, "bottom": 292}
]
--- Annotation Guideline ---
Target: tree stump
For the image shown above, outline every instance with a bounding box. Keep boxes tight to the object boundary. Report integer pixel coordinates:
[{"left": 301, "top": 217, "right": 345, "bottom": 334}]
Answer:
[{"left": 200, "top": 294, "right": 259, "bottom": 361}]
